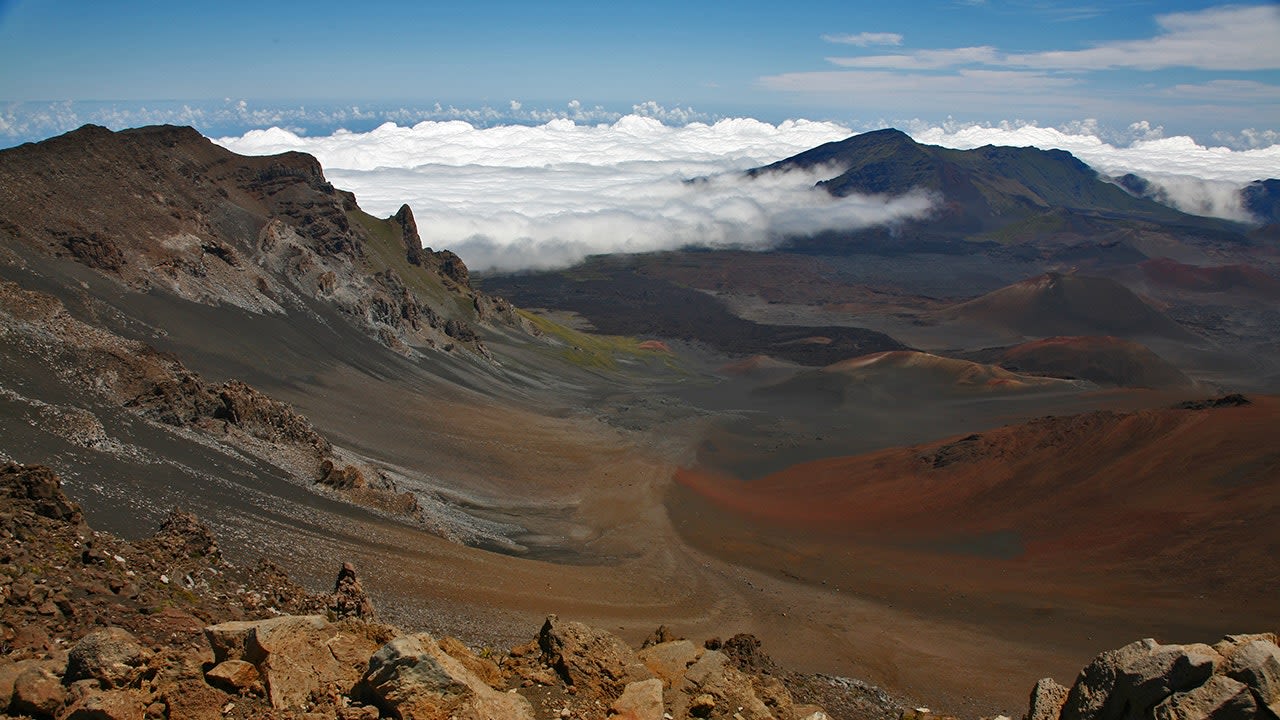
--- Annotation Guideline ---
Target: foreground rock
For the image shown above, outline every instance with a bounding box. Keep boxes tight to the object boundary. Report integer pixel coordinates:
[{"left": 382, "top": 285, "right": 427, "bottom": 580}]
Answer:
[
  {"left": 1029, "top": 634, "right": 1280, "bottom": 720},
  {"left": 360, "top": 633, "right": 536, "bottom": 719},
  {"left": 204, "top": 614, "right": 393, "bottom": 710}
]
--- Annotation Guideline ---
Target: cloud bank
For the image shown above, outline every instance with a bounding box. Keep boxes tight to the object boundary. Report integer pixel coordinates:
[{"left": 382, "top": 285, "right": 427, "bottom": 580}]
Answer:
[
  {"left": 218, "top": 117, "right": 935, "bottom": 271},
  {"left": 214, "top": 114, "right": 1280, "bottom": 272}
]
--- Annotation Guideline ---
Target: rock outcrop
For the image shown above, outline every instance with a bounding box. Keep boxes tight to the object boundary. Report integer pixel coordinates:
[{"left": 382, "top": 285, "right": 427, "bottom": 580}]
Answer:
[{"left": 1030, "top": 635, "right": 1280, "bottom": 720}]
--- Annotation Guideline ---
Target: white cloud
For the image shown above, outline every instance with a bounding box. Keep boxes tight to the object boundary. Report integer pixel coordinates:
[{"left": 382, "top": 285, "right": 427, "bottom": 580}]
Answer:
[
  {"left": 821, "top": 32, "right": 904, "bottom": 47},
  {"left": 1116, "top": 173, "right": 1255, "bottom": 223},
  {"left": 212, "top": 115, "right": 1280, "bottom": 271},
  {"left": 216, "top": 117, "right": 935, "bottom": 272}
]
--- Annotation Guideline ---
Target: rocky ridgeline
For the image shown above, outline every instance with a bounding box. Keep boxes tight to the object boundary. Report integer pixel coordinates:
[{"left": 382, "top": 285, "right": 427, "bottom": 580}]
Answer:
[
  {"left": 3, "top": 464, "right": 1277, "bottom": 720},
  {"left": 0, "top": 124, "right": 535, "bottom": 358}
]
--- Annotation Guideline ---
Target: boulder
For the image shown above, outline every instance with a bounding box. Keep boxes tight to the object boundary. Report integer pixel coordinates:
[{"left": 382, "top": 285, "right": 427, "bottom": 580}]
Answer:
[
  {"left": 1150, "top": 675, "right": 1257, "bottom": 720},
  {"left": 65, "top": 627, "right": 151, "bottom": 688},
  {"left": 611, "top": 678, "right": 665, "bottom": 720},
  {"left": 62, "top": 687, "right": 150, "bottom": 720},
  {"left": 538, "top": 615, "right": 653, "bottom": 698},
  {"left": 1026, "top": 677, "right": 1069, "bottom": 720},
  {"left": 1060, "top": 639, "right": 1219, "bottom": 720},
  {"left": 360, "top": 633, "right": 534, "bottom": 720},
  {"left": 638, "top": 639, "right": 701, "bottom": 688},
  {"left": 151, "top": 510, "right": 221, "bottom": 561},
  {"left": 204, "top": 615, "right": 381, "bottom": 709},
  {"left": 0, "top": 659, "right": 61, "bottom": 714},
  {"left": 11, "top": 662, "right": 67, "bottom": 718}
]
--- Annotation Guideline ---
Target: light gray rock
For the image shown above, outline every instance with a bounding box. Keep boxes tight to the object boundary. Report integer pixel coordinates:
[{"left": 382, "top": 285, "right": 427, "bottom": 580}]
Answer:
[
  {"left": 1221, "top": 639, "right": 1280, "bottom": 714},
  {"left": 1059, "top": 639, "right": 1220, "bottom": 720},
  {"left": 361, "top": 633, "right": 534, "bottom": 720},
  {"left": 1150, "top": 675, "right": 1257, "bottom": 720}
]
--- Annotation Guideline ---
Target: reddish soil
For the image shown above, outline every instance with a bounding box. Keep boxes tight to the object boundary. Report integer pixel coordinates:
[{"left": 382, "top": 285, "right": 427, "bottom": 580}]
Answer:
[
  {"left": 670, "top": 397, "right": 1280, "bottom": 710},
  {"left": 1141, "top": 257, "right": 1280, "bottom": 297},
  {"left": 994, "top": 335, "right": 1194, "bottom": 389},
  {"left": 943, "top": 272, "right": 1199, "bottom": 342}
]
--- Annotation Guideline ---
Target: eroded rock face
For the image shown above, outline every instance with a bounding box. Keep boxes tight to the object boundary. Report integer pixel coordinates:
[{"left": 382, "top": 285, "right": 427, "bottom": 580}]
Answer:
[
  {"left": 0, "top": 124, "right": 532, "bottom": 357},
  {"left": 1220, "top": 638, "right": 1280, "bottom": 715},
  {"left": 612, "top": 678, "right": 665, "bottom": 720}
]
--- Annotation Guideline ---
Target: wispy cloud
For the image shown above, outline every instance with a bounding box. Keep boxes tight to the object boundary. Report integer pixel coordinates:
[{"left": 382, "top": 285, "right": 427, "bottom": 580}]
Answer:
[
  {"left": 826, "top": 46, "right": 999, "bottom": 70},
  {"left": 759, "top": 68, "right": 1082, "bottom": 112},
  {"left": 819, "top": 6, "right": 1280, "bottom": 73},
  {"left": 1001, "top": 5, "right": 1280, "bottom": 71},
  {"left": 820, "top": 32, "right": 904, "bottom": 47},
  {"left": 769, "top": 5, "right": 1280, "bottom": 128}
]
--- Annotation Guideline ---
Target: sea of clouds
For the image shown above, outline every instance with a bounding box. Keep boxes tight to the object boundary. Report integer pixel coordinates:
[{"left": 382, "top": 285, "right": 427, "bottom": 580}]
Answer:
[
  {"left": 218, "top": 117, "right": 939, "bottom": 271},
  {"left": 214, "top": 114, "right": 1279, "bottom": 271}
]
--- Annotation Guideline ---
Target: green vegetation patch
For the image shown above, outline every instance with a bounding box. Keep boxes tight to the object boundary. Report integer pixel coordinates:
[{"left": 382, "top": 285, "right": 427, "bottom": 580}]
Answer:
[{"left": 518, "top": 309, "right": 676, "bottom": 371}]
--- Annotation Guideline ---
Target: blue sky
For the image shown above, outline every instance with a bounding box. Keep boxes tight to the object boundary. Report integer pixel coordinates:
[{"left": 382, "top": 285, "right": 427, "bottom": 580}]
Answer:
[{"left": 1, "top": 0, "right": 1278, "bottom": 144}]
